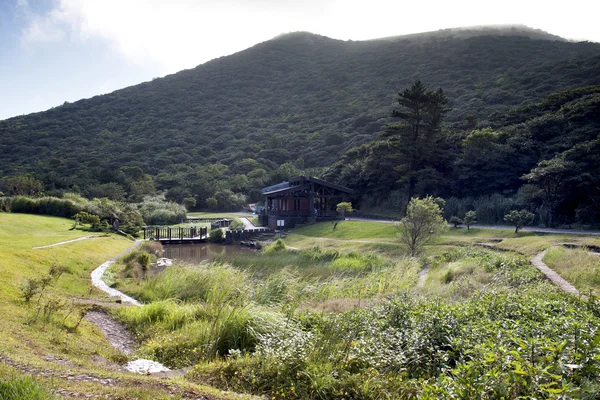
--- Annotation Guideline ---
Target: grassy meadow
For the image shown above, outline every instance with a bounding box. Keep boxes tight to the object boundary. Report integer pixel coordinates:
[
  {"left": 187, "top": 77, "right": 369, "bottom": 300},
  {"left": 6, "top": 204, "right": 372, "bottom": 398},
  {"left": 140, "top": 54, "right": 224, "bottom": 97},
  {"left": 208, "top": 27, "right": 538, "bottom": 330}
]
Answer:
[
  {"left": 3, "top": 213, "right": 600, "bottom": 399},
  {"left": 543, "top": 246, "right": 600, "bottom": 295},
  {"left": 108, "top": 219, "right": 600, "bottom": 399}
]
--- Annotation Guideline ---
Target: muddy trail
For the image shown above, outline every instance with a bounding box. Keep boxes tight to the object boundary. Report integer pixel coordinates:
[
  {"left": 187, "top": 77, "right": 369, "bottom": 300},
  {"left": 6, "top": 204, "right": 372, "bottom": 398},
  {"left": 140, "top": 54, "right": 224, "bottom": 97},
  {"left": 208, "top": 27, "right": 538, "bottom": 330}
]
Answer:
[{"left": 85, "top": 310, "right": 137, "bottom": 355}]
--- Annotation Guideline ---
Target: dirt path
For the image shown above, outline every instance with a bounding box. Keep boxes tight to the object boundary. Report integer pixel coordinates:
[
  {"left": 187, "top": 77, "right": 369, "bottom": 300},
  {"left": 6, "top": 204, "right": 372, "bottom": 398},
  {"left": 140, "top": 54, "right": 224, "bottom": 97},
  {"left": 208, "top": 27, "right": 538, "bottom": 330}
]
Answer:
[
  {"left": 417, "top": 266, "right": 429, "bottom": 288},
  {"left": 531, "top": 249, "right": 580, "bottom": 295},
  {"left": 33, "top": 235, "right": 103, "bottom": 249}
]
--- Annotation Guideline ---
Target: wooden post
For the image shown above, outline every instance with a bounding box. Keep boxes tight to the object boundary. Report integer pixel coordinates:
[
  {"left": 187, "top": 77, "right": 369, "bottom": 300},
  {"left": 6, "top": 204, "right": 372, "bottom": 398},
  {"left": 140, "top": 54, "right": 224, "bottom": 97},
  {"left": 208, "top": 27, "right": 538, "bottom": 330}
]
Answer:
[{"left": 309, "top": 182, "right": 315, "bottom": 218}]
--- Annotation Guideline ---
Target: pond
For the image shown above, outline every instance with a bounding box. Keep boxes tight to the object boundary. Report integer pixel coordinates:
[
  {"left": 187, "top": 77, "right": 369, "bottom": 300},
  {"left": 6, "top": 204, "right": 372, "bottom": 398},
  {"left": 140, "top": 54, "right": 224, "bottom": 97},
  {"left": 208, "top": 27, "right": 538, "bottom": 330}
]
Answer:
[{"left": 161, "top": 243, "right": 254, "bottom": 265}]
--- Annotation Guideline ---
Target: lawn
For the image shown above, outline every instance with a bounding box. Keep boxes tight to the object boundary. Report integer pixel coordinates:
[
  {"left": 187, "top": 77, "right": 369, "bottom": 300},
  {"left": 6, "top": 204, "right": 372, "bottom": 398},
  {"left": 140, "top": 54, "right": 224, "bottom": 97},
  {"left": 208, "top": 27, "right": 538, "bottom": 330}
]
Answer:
[{"left": 292, "top": 220, "right": 397, "bottom": 240}]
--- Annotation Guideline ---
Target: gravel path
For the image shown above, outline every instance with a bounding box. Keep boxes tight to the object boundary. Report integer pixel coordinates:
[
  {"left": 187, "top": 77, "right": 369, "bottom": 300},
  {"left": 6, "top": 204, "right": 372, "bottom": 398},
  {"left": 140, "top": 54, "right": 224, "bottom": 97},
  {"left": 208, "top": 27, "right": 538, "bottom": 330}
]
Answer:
[
  {"left": 531, "top": 249, "right": 580, "bottom": 295},
  {"left": 85, "top": 310, "right": 137, "bottom": 355},
  {"left": 90, "top": 240, "right": 143, "bottom": 306},
  {"left": 33, "top": 235, "right": 103, "bottom": 249}
]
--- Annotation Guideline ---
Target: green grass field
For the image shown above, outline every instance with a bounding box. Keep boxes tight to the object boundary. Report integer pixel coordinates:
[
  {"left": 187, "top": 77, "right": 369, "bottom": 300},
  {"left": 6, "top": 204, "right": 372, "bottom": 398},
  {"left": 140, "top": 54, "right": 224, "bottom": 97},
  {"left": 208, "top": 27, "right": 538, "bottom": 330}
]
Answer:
[{"left": 0, "top": 213, "right": 240, "bottom": 400}]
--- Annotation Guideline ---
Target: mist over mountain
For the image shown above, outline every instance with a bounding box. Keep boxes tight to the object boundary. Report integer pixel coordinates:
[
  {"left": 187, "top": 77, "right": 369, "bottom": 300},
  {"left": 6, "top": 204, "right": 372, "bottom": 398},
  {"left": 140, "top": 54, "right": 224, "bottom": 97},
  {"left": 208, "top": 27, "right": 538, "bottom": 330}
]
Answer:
[{"left": 1, "top": 26, "right": 599, "bottom": 210}]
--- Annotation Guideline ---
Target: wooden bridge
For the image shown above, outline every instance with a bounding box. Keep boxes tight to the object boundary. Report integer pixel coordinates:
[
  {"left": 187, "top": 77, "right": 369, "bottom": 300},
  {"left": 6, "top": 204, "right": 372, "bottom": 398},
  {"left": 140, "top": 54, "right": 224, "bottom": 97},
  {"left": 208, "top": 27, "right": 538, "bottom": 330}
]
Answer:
[{"left": 143, "top": 226, "right": 208, "bottom": 244}]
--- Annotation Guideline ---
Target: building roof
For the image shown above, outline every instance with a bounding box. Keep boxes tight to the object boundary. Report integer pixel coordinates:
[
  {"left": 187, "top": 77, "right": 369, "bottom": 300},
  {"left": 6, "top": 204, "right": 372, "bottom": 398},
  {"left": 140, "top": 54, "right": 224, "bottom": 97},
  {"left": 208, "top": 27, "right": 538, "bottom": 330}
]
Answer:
[{"left": 262, "top": 176, "right": 353, "bottom": 196}]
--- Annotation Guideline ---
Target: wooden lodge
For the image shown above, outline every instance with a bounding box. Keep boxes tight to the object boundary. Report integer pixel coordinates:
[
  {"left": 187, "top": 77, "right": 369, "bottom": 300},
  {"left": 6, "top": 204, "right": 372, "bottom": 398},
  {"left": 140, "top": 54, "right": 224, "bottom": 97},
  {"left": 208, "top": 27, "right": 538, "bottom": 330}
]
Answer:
[{"left": 260, "top": 176, "right": 353, "bottom": 229}]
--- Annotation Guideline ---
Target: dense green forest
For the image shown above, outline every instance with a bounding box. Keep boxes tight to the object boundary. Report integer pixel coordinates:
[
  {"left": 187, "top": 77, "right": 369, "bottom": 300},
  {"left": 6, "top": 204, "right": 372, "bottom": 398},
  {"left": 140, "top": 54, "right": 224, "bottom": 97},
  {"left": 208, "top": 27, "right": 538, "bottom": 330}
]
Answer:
[
  {"left": 326, "top": 84, "right": 600, "bottom": 226},
  {"left": 1, "top": 27, "right": 599, "bottom": 224}
]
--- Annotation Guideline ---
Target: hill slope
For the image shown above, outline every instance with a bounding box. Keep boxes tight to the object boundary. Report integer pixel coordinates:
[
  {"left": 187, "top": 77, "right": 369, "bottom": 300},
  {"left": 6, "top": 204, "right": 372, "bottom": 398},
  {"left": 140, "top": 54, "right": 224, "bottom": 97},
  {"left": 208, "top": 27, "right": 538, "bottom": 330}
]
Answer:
[{"left": 1, "top": 28, "right": 600, "bottom": 199}]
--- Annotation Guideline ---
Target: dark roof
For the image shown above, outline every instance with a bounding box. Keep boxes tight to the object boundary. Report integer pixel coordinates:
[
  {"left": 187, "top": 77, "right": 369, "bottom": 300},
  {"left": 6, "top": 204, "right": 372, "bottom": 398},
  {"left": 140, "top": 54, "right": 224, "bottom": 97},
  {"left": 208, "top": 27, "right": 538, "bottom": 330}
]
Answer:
[{"left": 262, "top": 176, "right": 353, "bottom": 196}]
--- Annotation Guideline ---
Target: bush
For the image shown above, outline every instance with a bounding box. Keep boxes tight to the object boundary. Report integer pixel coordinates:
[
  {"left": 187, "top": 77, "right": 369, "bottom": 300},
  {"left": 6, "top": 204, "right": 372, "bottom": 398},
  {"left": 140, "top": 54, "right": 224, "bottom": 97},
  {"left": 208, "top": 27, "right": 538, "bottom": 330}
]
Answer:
[
  {"left": 0, "top": 196, "right": 11, "bottom": 212},
  {"left": 208, "top": 228, "right": 224, "bottom": 243},
  {"left": 8, "top": 196, "right": 84, "bottom": 218},
  {"left": 264, "top": 238, "right": 286, "bottom": 254},
  {"left": 139, "top": 196, "right": 187, "bottom": 225}
]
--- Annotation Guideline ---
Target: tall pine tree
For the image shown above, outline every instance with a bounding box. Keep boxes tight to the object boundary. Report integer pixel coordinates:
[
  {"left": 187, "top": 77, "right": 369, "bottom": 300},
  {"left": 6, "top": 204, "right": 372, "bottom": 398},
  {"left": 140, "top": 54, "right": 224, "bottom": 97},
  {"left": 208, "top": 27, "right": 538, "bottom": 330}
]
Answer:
[{"left": 384, "top": 80, "right": 449, "bottom": 199}]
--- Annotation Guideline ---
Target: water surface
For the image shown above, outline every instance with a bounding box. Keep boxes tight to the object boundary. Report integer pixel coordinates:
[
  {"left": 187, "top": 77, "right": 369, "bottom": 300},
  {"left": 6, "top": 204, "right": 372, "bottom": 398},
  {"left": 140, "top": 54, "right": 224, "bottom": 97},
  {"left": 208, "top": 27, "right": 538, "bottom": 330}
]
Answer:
[{"left": 162, "top": 243, "right": 253, "bottom": 264}]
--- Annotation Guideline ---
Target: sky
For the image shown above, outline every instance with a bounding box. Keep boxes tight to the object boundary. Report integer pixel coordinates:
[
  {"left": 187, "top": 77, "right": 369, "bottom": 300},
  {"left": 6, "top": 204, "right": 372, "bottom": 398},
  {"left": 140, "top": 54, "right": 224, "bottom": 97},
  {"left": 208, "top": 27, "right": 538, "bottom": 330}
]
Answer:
[{"left": 1, "top": 0, "right": 599, "bottom": 121}]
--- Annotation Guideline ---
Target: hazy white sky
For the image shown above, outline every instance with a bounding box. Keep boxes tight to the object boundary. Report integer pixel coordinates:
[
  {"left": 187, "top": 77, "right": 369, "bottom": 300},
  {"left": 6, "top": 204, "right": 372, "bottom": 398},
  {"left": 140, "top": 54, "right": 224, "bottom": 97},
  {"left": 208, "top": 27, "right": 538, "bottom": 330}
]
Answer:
[{"left": 1, "top": 0, "right": 599, "bottom": 120}]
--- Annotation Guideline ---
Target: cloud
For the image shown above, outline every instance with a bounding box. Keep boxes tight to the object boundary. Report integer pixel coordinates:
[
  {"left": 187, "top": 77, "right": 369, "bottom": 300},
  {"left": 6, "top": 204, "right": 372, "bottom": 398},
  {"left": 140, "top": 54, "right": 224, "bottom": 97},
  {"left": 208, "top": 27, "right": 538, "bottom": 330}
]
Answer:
[
  {"left": 18, "top": 0, "right": 600, "bottom": 76},
  {"left": 18, "top": 0, "right": 332, "bottom": 74}
]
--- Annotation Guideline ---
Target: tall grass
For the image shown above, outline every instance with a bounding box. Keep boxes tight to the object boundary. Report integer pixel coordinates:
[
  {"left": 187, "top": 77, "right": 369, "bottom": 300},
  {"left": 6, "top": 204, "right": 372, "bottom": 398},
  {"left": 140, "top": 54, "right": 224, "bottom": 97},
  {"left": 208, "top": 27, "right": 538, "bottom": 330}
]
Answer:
[
  {"left": 421, "top": 247, "right": 544, "bottom": 300},
  {"left": 192, "top": 287, "right": 600, "bottom": 399},
  {"left": 543, "top": 246, "right": 600, "bottom": 294},
  {"left": 117, "top": 299, "right": 283, "bottom": 367},
  {"left": 0, "top": 375, "right": 53, "bottom": 400}
]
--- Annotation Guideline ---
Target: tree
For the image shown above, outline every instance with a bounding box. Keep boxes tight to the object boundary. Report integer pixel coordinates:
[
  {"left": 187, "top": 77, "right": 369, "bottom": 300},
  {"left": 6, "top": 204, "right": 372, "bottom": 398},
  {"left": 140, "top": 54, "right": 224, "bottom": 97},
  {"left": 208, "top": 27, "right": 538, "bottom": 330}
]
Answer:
[
  {"left": 0, "top": 175, "right": 44, "bottom": 197},
  {"left": 396, "top": 196, "right": 447, "bottom": 256},
  {"left": 522, "top": 157, "right": 573, "bottom": 227},
  {"left": 449, "top": 216, "right": 463, "bottom": 228},
  {"left": 463, "top": 210, "right": 477, "bottom": 230},
  {"left": 504, "top": 209, "right": 535, "bottom": 233},
  {"left": 336, "top": 202, "right": 353, "bottom": 220},
  {"left": 206, "top": 197, "right": 218, "bottom": 210},
  {"left": 385, "top": 80, "right": 450, "bottom": 199},
  {"left": 183, "top": 197, "right": 196, "bottom": 211}
]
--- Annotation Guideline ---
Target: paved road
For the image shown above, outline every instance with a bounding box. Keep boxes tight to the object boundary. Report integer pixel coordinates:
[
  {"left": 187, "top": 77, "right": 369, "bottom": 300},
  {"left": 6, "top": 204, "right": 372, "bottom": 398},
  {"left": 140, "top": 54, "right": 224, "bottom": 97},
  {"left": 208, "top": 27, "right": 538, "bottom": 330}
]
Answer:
[
  {"left": 239, "top": 216, "right": 264, "bottom": 231},
  {"left": 349, "top": 218, "right": 600, "bottom": 236}
]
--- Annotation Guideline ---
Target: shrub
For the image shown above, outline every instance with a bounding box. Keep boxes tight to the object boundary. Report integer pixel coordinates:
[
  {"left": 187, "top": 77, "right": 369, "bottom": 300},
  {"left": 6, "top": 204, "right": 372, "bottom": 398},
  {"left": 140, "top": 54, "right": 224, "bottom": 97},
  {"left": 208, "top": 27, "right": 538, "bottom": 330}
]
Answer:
[
  {"left": 208, "top": 228, "right": 224, "bottom": 243},
  {"left": 0, "top": 196, "right": 11, "bottom": 212},
  {"left": 264, "top": 238, "right": 286, "bottom": 254},
  {"left": 139, "top": 195, "right": 187, "bottom": 225}
]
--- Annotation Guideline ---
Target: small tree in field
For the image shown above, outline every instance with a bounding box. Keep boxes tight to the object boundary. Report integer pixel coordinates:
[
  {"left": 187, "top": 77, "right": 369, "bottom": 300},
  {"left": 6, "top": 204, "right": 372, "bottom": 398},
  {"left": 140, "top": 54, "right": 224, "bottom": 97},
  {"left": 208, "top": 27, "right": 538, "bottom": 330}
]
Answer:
[
  {"left": 463, "top": 210, "right": 477, "bottom": 231},
  {"left": 396, "top": 196, "right": 447, "bottom": 256},
  {"left": 449, "top": 216, "right": 462, "bottom": 228},
  {"left": 336, "top": 202, "right": 353, "bottom": 220},
  {"left": 504, "top": 209, "right": 535, "bottom": 233}
]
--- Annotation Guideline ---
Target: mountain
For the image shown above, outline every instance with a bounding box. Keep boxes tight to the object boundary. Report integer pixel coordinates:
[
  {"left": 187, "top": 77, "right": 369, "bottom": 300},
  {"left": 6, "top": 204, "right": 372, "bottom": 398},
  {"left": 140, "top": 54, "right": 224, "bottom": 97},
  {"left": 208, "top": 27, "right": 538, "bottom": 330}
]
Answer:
[{"left": 1, "top": 27, "right": 600, "bottom": 204}]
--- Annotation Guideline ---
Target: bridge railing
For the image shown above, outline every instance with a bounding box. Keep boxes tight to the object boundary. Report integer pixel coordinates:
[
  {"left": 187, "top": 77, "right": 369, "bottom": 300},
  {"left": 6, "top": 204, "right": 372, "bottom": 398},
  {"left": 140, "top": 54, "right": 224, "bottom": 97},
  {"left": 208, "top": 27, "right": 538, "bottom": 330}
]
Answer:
[{"left": 143, "top": 226, "right": 208, "bottom": 240}]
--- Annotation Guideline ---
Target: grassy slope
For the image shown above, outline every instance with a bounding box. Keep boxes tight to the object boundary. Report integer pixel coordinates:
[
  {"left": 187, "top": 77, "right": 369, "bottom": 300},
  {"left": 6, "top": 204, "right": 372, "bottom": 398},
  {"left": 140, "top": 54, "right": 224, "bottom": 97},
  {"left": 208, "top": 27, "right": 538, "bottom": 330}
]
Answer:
[{"left": 0, "top": 213, "right": 240, "bottom": 400}]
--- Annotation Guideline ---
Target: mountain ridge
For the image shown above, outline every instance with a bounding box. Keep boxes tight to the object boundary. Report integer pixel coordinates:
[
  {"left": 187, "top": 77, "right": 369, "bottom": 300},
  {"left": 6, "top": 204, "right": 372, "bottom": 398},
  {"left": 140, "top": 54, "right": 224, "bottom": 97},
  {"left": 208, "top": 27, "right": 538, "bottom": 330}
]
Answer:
[{"left": 1, "top": 28, "right": 600, "bottom": 205}]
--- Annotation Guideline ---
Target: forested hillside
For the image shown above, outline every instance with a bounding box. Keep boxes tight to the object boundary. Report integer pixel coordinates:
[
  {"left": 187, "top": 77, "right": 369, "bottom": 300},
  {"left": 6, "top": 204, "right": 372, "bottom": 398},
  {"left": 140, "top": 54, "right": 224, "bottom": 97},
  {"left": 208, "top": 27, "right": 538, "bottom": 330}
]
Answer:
[
  {"left": 1, "top": 27, "right": 600, "bottom": 220},
  {"left": 326, "top": 84, "right": 600, "bottom": 226}
]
